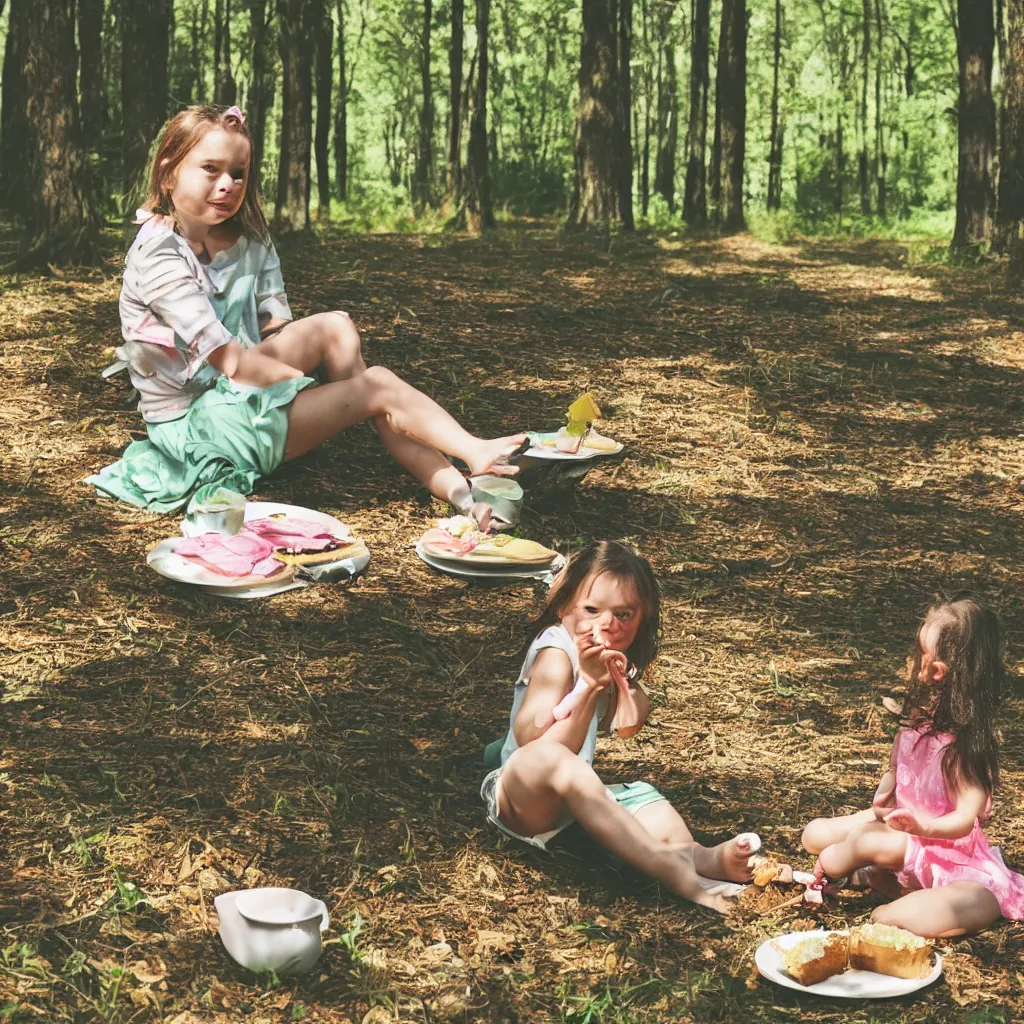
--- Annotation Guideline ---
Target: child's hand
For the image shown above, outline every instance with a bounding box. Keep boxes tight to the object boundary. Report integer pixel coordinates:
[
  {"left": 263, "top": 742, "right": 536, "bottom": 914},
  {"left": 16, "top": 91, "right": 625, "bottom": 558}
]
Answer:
[
  {"left": 872, "top": 772, "right": 896, "bottom": 819},
  {"left": 576, "top": 625, "right": 617, "bottom": 690},
  {"left": 884, "top": 808, "right": 926, "bottom": 835}
]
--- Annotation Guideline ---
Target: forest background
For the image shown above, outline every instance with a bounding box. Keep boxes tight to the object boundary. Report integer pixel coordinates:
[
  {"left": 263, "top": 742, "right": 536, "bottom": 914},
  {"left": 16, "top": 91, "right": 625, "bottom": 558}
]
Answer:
[{"left": 0, "top": 0, "right": 1020, "bottom": 264}]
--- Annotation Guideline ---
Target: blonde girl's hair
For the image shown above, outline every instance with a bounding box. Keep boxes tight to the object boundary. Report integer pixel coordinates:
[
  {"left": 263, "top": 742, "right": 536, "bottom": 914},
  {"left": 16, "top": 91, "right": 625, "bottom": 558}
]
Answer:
[
  {"left": 527, "top": 540, "right": 661, "bottom": 678},
  {"left": 138, "top": 105, "right": 270, "bottom": 241}
]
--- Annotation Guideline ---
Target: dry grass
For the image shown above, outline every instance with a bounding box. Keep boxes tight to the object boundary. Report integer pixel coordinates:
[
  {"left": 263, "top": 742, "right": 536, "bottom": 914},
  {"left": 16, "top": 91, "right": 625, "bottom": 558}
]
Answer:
[{"left": 1, "top": 223, "right": 1023, "bottom": 1023}]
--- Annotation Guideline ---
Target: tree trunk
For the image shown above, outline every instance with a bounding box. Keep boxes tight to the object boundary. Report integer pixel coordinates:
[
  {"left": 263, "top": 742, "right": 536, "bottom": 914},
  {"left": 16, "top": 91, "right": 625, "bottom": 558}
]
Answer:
[
  {"left": 79, "top": 0, "right": 104, "bottom": 146},
  {"left": 1, "top": 0, "right": 29, "bottom": 206},
  {"left": 654, "top": 17, "right": 678, "bottom": 212},
  {"left": 214, "top": 0, "right": 237, "bottom": 104},
  {"left": 314, "top": 0, "right": 333, "bottom": 217},
  {"left": 249, "top": 0, "right": 275, "bottom": 184},
  {"left": 464, "top": 0, "right": 493, "bottom": 232},
  {"left": 875, "top": 0, "right": 886, "bottom": 218},
  {"left": 334, "top": 0, "right": 348, "bottom": 200},
  {"left": 714, "top": 0, "right": 746, "bottom": 232},
  {"left": 1002, "top": 1, "right": 1024, "bottom": 273},
  {"left": 618, "top": 0, "right": 635, "bottom": 227},
  {"left": 859, "top": 0, "right": 871, "bottom": 214},
  {"left": 413, "top": 0, "right": 435, "bottom": 210},
  {"left": 277, "top": 0, "right": 313, "bottom": 231},
  {"left": 15, "top": 0, "right": 99, "bottom": 264},
  {"left": 447, "top": 0, "right": 464, "bottom": 196},
  {"left": 953, "top": 0, "right": 995, "bottom": 248},
  {"left": 766, "top": 0, "right": 783, "bottom": 210},
  {"left": 640, "top": 0, "right": 651, "bottom": 216},
  {"left": 683, "top": 0, "right": 710, "bottom": 226},
  {"left": 835, "top": 113, "right": 844, "bottom": 219},
  {"left": 122, "top": 0, "right": 172, "bottom": 201},
  {"left": 567, "top": 0, "right": 633, "bottom": 231}
]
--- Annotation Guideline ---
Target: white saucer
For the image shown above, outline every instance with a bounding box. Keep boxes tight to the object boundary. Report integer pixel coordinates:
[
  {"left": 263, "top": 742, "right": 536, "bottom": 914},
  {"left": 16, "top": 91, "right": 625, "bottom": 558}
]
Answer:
[
  {"left": 415, "top": 541, "right": 565, "bottom": 582},
  {"left": 524, "top": 432, "right": 624, "bottom": 461},
  {"left": 755, "top": 930, "right": 942, "bottom": 999}
]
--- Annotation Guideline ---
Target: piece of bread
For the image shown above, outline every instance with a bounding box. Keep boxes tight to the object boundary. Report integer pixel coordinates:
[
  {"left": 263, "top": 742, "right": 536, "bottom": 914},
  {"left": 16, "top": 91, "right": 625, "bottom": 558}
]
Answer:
[
  {"left": 464, "top": 536, "right": 558, "bottom": 566},
  {"left": 848, "top": 923, "right": 933, "bottom": 979},
  {"left": 274, "top": 539, "right": 367, "bottom": 566},
  {"left": 583, "top": 429, "right": 621, "bottom": 452},
  {"left": 780, "top": 932, "right": 849, "bottom": 986}
]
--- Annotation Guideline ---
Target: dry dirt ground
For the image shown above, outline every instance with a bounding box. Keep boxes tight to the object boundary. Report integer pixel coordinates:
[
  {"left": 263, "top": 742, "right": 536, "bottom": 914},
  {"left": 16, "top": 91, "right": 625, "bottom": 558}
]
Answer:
[{"left": 1, "top": 224, "right": 1023, "bottom": 1023}]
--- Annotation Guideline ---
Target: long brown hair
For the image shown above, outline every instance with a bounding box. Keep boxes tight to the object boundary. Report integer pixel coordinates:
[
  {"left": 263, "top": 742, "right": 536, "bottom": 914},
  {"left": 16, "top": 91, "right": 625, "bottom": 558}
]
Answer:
[
  {"left": 528, "top": 541, "right": 661, "bottom": 677},
  {"left": 138, "top": 105, "right": 270, "bottom": 241},
  {"left": 902, "top": 597, "right": 1004, "bottom": 796}
]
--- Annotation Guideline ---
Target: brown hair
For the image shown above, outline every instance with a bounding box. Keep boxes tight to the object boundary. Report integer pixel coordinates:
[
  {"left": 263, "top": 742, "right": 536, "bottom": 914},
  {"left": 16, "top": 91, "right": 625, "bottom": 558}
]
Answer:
[
  {"left": 139, "top": 105, "right": 270, "bottom": 241},
  {"left": 528, "top": 541, "right": 661, "bottom": 678},
  {"left": 903, "top": 596, "right": 1004, "bottom": 796}
]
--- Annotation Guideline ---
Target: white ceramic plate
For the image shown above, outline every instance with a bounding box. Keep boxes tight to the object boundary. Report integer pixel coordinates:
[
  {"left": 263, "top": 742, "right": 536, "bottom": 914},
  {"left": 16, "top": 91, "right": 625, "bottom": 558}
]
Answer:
[
  {"left": 152, "top": 501, "right": 361, "bottom": 592},
  {"left": 420, "top": 541, "right": 558, "bottom": 568},
  {"left": 755, "top": 930, "right": 942, "bottom": 999},
  {"left": 415, "top": 541, "right": 565, "bottom": 581},
  {"left": 524, "top": 432, "right": 624, "bottom": 462}
]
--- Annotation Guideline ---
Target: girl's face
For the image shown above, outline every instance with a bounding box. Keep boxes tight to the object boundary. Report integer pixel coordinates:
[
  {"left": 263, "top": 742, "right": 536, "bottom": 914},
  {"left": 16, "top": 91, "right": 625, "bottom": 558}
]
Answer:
[
  {"left": 560, "top": 572, "right": 643, "bottom": 654},
  {"left": 167, "top": 128, "right": 250, "bottom": 229}
]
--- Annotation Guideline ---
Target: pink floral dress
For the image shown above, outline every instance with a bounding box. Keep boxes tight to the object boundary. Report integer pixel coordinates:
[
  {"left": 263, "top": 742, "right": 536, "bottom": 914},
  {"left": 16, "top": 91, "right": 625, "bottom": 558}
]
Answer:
[{"left": 895, "top": 727, "right": 1024, "bottom": 918}]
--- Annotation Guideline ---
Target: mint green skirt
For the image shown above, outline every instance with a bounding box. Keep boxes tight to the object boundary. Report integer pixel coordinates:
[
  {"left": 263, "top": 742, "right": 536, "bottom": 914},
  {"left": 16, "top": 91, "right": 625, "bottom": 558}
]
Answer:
[{"left": 86, "top": 374, "right": 316, "bottom": 513}]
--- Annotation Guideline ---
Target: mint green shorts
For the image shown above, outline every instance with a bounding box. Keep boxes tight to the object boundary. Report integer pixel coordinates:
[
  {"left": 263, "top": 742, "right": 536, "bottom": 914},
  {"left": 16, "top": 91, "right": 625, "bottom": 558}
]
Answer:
[
  {"left": 86, "top": 374, "right": 315, "bottom": 513},
  {"left": 481, "top": 768, "right": 667, "bottom": 851}
]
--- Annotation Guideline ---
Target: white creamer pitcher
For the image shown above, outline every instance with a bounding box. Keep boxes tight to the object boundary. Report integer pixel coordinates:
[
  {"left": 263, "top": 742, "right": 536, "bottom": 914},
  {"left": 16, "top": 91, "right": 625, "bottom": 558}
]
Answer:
[{"left": 215, "top": 888, "right": 330, "bottom": 975}]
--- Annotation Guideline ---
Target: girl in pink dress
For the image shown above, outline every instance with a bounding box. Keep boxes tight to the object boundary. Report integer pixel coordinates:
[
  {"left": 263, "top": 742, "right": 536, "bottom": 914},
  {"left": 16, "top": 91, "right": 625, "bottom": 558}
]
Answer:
[{"left": 802, "top": 598, "right": 1024, "bottom": 938}]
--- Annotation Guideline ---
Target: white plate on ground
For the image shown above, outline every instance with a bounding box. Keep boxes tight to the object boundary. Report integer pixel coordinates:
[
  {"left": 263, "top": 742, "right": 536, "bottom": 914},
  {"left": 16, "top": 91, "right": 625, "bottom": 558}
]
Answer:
[
  {"left": 152, "top": 501, "right": 365, "bottom": 595},
  {"left": 755, "top": 930, "right": 942, "bottom": 999},
  {"left": 415, "top": 541, "right": 565, "bottom": 581},
  {"left": 524, "top": 432, "right": 624, "bottom": 461}
]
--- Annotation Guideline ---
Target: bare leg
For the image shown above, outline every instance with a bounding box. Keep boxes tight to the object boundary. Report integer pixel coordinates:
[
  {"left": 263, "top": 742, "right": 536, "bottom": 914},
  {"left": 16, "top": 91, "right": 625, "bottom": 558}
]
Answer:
[
  {"left": 817, "top": 820, "right": 908, "bottom": 877},
  {"left": 631, "top": 800, "right": 755, "bottom": 883},
  {"left": 802, "top": 809, "right": 878, "bottom": 855},
  {"left": 872, "top": 883, "right": 1001, "bottom": 938},
  {"left": 497, "top": 741, "right": 739, "bottom": 913},
  {"left": 260, "top": 312, "right": 505, "bottom": 503}
]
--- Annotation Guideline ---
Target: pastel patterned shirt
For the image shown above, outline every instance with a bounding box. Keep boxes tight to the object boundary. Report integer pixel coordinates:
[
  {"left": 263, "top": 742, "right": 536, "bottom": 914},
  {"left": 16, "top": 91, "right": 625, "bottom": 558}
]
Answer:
[{"left": 117, "top": 221, "right": 292, "bottom": 423}]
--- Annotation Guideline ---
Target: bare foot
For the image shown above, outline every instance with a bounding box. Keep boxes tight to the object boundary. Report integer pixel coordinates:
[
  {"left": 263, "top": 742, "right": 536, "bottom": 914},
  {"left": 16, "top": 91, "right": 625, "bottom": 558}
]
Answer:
[
  {"left": 694, "top": 832, "right": 760, "bottom": 883},
  {"left": 467, "top": 434, "right": 529, "bottom": 477},
  {"left": 695, "top": 890, "right": 733, "bottom": 915},
  {"left": 676, "top": 845, "right": 735, "bottom": 914}
]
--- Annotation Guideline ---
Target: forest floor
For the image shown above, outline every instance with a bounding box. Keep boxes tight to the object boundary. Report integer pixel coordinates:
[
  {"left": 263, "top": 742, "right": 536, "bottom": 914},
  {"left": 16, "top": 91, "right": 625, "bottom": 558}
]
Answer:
[{"left": 2, "top": 222, "right": 1023, "bottom": 1024}]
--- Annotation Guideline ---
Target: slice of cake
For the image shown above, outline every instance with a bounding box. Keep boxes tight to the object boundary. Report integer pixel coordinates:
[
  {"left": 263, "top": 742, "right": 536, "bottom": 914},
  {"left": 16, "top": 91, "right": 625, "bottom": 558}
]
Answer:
[
  {"left": 780, "top": 931, "right": 849, "bottom": 986},
  {"left": 848, "top": 923, "right": 933, "bottom": 979}
]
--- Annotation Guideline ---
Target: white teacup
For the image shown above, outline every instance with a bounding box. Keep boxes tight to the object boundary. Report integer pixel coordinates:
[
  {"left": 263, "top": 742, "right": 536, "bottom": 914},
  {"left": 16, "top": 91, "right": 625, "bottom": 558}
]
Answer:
[
  {"left": 215, "top": 888, "right": 331, "bottom": 975},
  {"left": 183, "top": 487, "right": 246, "bottom": 538}
]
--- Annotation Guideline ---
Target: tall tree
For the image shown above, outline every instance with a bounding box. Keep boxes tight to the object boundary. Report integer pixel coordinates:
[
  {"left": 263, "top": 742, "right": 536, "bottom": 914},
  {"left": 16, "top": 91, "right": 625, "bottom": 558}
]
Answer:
[
  {"left": 567, "top": 0, "right": 634, "bottom": 231},
  {"left": 447, "top": 0, "right": 465, "bottom": 196},
  {"left": 654, "top": 3, "right": 679, "bottom": 211},
  {"left": 859, "top": 0, "right": 871, "bottom": 214},
  {"left": 464, "top": 0, "right": 493, "bottom": 231},
  {"left": 14, "top": 0, "right": 99, "bottom": 263},
  {"left": 766, "top": 0, "right": 783, "bottom": 209},
  {"left": 1002, "top": 0, "right": 1024, "bottom": 274},
  {"left": 248, "top": 0, "right": 275, "bottom": 184},
  {"left": 334, "top": 0, "right": 348, "bottom": 200},
  {"left": 79, "top": 0, "right": 105, "bottom": 146},
  {"left": 215, "top": 0, "right": 238, "bottom": 104},
  {"left": 414, "top": 0, "right": 435, "bottom": 209},
  {"left": 1, "top": 0, "right": 29, "bottom": 206},
  {"left": 952, "top": 0, "right": 995, "bottom": 247},
  {"left": 277, "top": 0, "right": 313, "bottom": 230},
  {"left": 683, "top": 0, "right": 710, "bottom": 226},
  {"left": 618, "top": 0, "right": 635, "bottom": 228},
  {"left": 713, "top": 0, "right": 746, "bottom": 232},
  {"left": 874, "top": 0, "right": 886, "bottom": 217},
  {"left": 315, "top": 0, "right": 333, "bottom": 217},
  {"left": 122, "top": 0, "right": 172, "bottom": 201}
]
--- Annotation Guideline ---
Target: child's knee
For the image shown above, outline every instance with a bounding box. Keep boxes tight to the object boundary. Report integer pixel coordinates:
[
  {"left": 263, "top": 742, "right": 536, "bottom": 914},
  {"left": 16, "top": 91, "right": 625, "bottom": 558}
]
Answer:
[
  {"left": 801, "top": 818, "right": 830, "bottom": 854},
  {"left": 870, "top": 902, "right": 904, "bottom": 928}
]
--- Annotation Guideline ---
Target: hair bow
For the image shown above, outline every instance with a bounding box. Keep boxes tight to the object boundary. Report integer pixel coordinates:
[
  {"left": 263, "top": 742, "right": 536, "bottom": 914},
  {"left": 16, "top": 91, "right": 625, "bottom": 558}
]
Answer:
[{"left": 225, "top": 105, "right": 246, "bottom": 124}]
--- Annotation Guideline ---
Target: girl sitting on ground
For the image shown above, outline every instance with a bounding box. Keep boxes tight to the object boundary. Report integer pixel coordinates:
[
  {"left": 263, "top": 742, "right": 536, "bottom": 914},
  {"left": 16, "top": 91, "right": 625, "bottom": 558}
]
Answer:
[
  {"left": 87, "top": 104, "right": 524, "bottom": 516},
  {"left": 481, "top": 541, "right": 759, "bottom": 914},
  {"left": 803, "top": 597, "right": 1024, "bottom": 938}
]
